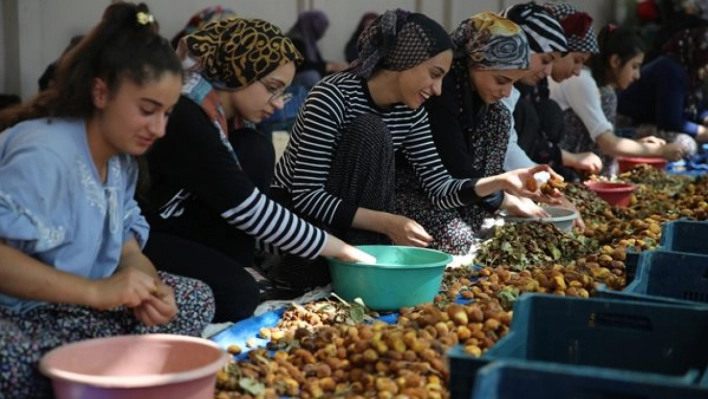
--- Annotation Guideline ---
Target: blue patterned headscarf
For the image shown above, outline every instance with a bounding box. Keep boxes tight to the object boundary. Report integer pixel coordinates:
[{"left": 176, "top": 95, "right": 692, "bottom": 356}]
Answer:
[
  {"left": 451, "top": 12, "right": 531, "bottom": 70},
  {"left": 351, "top": 9, "right": 453, "bottom": 78}
]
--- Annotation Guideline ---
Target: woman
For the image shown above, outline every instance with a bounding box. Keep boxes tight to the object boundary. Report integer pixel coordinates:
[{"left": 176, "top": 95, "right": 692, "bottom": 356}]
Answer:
[
  {"left": 501, "top": 2, "right": 603, "bottom": 180},
  {"left": 551, "top": 22, "right": 685, "bottom": 175},
  {"left": 269, "top": 9, "right": 556, "bottom": 287},
  {"left": 395, "top": 12, "right": 560, "bottom": 255},
  {"left": 142, "top": 17, "right": 373, "bottom": 322},
  {"left": 0, "top": 3, "right": 214, "bottom": 397},
  {"left": 288, "top": 10, "right": 348, "bottom": 89},
  {"left": 618, "top": 26, "right": 708, "bottom": 155}
]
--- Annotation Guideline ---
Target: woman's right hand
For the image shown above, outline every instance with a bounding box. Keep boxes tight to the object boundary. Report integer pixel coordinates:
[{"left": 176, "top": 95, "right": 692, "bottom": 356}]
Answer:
[
  {"left": 659, "top": 142, "right": 685, "bottom": 161},
  {"left": 321, "top": 235, "right": 377, "bottom": 264},
  {"left": 88, "top": 267, "right": 158, "bottom": 310},
  {"left": 382, "top": 214, "right": 432, "bottom": 247}
]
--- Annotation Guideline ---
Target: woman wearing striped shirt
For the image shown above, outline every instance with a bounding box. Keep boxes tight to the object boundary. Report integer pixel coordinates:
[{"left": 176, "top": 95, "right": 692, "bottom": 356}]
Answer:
[
  {"left": 269, "top": 10, "right": 557, "bottom": 290},
  {"left": 141, "top": 18, "right": 373, "bottom": 322}
]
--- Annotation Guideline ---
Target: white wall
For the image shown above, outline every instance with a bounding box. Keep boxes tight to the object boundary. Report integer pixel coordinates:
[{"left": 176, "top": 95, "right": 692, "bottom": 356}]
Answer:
[{"left": 2, "top": 0, "right": 616, "bottom": 99}]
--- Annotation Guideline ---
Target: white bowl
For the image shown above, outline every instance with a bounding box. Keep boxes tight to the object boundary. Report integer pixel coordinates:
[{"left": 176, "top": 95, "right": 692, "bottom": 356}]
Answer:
[{"left": 501, "top": 206, "right": 578, "bottom": 233}]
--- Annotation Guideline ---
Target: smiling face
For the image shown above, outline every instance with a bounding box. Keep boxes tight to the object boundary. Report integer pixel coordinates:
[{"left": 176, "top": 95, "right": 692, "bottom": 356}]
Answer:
[
  {"left": 519, "top": 52, "right": 561, "bottom": 86},
  {"left": 550, "top": 51, "right": 591, "bottom": 82},
  {"left": 92, "top": 72, "right": 182, "bottom": 156},
  {"left": 396, "top": 50, "right": 453, "bottom": 109},
  {"left": 228, "top": 61, "right": 297, "bottom": 123},
  {"left": 611, "top": 52, "right": 644, "bottom": 90},
  {"left": 470, "top": 68, "right": 528, "bottom": 104}
]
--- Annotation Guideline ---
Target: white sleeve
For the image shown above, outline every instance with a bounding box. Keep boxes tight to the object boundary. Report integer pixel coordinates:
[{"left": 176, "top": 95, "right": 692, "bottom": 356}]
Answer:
[
  {"left": 550, "top": 70, "right": 613, "bottom": 141},
  {"left": 502, "top": 88, "right": 536, "bottom": 171}
]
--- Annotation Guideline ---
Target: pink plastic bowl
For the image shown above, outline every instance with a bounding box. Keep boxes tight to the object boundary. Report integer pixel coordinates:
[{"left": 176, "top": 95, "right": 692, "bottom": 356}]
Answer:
[
  {"left": 616, "top": 156, "right": 667, "bottom": 173},
  {"left": 39, "top": 334, "right": 229, "bottom": 399},
  {"left": 584, "top": 181, "right": 637, "bottom": 207}
]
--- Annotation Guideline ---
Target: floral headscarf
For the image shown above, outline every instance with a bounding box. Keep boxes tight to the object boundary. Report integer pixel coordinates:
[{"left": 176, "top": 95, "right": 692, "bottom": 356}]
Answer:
[{"left": 450, "top": 12, "right": 531, "bottom": 70}]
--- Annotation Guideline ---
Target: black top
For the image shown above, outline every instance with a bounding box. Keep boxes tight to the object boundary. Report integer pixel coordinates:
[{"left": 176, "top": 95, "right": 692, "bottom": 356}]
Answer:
[{"left": 143, "top": 96, "right": 327, "bottom": 259}]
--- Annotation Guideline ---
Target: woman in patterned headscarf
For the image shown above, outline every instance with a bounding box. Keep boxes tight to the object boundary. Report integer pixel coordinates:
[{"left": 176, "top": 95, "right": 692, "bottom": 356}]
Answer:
[
  {"left": 618, "top": 26, "right": 708, "bottom": 155},
  {"left": 141, "top": 17, "right": 374, "bottom": 322},
  {"left": 268, "top": 9, "right": 554, "bottom": 289},
  {"left": 395, "top": 12, "right": 563, "bottom": 256}
]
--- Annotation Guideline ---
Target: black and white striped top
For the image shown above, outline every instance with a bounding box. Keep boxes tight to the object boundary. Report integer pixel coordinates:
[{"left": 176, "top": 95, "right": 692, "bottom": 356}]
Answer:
[
  {"left": 145, "top": 96, "right": 326, "bottom": 259},
  {"left": 273, "top": 71, "right": 485, "bottom": 230}
]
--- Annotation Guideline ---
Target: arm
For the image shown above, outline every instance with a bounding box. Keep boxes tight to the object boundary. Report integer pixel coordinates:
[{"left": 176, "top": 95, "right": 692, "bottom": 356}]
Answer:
[
  {"left": 149, "top": 97, "right": 326, "bottom": 259},
  {"left": 595, "top": 131, "right": 683, "bottom": 159},
  {"left": 559, "top": 72, "right": 614, "bottom": 143},
  {"left": 502, "top": 89, "right": 537, "bottom": 171}
]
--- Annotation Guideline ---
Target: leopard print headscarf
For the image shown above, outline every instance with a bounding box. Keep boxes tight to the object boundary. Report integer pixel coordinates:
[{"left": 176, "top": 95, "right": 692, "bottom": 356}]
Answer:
[{"left": 180, "top": 17, "right": 302, "bottom": 90}]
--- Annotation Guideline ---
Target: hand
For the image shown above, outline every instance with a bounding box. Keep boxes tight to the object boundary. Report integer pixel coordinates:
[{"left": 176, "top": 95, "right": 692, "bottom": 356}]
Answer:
[
  {"left": 88, "top": 267, "right": 158, "bottom": 310},
  {"left": 502, "top": 164, "right": 564, "bottom": 203},
  {"left": 556, "top": 195, "right": 585, "bottom": 232},
  {"left": 383, "top": 214, "right": 432, "bottom": 247},
  {"left": 322, "top": 235, "right": 377, "bottom": 264},
  {"left": 637, "top": 136, "right": 667, "bottom": 146},
  {"left": 660, "top": 142, "right": 685, "bottom": 161},
  {"left": 503, "top": 194, "right": 550, "bottom": 218},
  {"left": 569, "top": 152, "right": 602, "bottom": 174},
  {"left": 133, "top": 283, "right": 177, "bottom": 327}
]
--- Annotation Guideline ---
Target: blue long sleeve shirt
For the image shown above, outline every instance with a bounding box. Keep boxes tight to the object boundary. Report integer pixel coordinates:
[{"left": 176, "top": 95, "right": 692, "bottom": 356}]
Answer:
[{"left": 617, "top": 55, "right": 708, "bottom": 136}]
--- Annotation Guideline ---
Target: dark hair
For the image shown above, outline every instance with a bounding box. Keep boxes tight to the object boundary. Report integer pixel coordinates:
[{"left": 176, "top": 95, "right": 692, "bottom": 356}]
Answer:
[
  {"left": 0, "top": 2, "right": 181, "bottom": 131},
  {"left": 589, "top": 24, "right": 645, "bottom": 87}
]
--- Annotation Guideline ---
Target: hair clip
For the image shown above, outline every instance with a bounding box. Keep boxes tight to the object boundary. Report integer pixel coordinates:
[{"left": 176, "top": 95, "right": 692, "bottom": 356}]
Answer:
[{"left": 137, "top": 11, "right": 154, "bottom": 25}]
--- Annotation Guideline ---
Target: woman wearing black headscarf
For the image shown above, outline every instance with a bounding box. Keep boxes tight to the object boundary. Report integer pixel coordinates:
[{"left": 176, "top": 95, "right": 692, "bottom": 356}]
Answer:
[
  {"left": 141, "top": 17, "right": 373, "bottom": 322},
  {"left": 268, "top": 9, "right": 555, "bottom": 289}
]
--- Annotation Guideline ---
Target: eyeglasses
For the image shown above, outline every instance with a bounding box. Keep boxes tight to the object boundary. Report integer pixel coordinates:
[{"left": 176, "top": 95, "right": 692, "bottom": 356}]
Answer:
[{"left": 258, "top": 80, "right": 293, "bottom": 105}]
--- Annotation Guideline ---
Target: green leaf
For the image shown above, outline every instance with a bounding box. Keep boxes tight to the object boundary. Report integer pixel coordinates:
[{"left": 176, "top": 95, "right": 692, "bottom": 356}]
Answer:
[
  {"left": 549, "top": 245, "right": 561, "bottom": 260},
  {"left": 239, "top": 378, "right": 265, "bottom": 395},
  {"left": 349, "top": 304, "right": 365, "bottom": 324}
]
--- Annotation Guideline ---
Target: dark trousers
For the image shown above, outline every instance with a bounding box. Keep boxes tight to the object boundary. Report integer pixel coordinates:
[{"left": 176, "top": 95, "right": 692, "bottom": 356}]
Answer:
[
  {"left": 144, "top": 128, "right": 274, "bottom": 322},
  {"left": 265, "top": 114, "right": 396, "bottom": 291}
]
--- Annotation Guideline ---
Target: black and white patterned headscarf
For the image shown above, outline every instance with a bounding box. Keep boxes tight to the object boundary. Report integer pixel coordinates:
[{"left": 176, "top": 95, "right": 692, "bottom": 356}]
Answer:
[
  {"left": 351, "top": 9, "right": 453, "bottom": 78},
  {"left": 543, "top": 1, "right": 599, "bottom": 54},
  {"left": 450, "top": 12, "right": 531, "bottom": 70},
  {"left": 501, "top": 2, "right": 568, "bottom": 54}
]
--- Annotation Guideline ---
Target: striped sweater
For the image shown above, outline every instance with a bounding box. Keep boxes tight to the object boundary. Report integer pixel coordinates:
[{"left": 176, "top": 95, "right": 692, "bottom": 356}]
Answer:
[
  {"left": 273, "top": 71, "right": 493, "bottom": 230},
  {"left": 145, "top": 96, "right": 326, "bottom": 259}
]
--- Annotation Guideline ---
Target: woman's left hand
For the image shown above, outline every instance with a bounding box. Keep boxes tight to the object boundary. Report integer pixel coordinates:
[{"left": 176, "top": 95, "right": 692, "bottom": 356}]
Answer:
[
  {"left": 502, "top": 194, "right": 550, "bottom": 218},
  {"left": 133, "top": 282, "right": 177, "bottom": 327}
]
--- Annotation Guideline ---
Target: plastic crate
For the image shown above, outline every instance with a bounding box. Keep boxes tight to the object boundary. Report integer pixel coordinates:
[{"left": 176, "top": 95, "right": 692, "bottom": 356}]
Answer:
[
  {"left": 448, "top": 294, "right": 708, "bottom": 399},
  {"left": 597, "top": 250, "right": 708, "bottom": 307},
  {"left": 660, "top": 220, "right": 708, "bottom": 255},
  {"left": 471, "top": 361, "right": 708, "bottom": 399}
]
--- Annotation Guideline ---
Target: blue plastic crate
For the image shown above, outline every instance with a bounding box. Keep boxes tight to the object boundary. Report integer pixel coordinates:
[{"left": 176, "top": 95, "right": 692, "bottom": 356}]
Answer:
[
  {"left": 660, "top": 220, "right": 708, "bottom": 255},
  {"left": 471, "top": 361, "right": 708, "bottom": 399},
  {"left": 448, "top": 294, "right": 708, "bottom": 399},
  {"left": 598, "top": 249, "right": 708, "bottom": 307}
]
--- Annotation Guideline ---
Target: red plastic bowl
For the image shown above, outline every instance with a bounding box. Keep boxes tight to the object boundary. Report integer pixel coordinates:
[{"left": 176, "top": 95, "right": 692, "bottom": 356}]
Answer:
[
  {"left": 616, "top": 157, "right": 667, "bottom": 173},
  {"left": 584, "top": 181, "right": 637, "bottom": 207},
  {"left": 39, "top": 334, "right": 229, "bottom": 399}
]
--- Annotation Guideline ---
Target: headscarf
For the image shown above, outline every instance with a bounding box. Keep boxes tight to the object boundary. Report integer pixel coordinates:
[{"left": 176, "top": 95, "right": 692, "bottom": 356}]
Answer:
[
  {"left": 500, "top": 2, "right": 568, "bottom": 54},
  {"left": 351, "top": 9, "right": 454, "bottom": 79},
  {"left": 288, "top": 10, "right": 329, "bottom": 62},
  {"left": 450, "top": 12, "right": 531, "bottom": 70},
  {"left": 179, "top": 18, "right": 302, "bottom": 136},
  {"left": 663, "top": 26, "right": 708, "bottom": 120},
  {"left": 170, "top": 6, "right": 237, "bottom": 49},
  {"left": 181, "top": 18, "right": 302, "bottom": 90},
  {"left": 543, "top": 1, "right": 599, "bottom": 54}
]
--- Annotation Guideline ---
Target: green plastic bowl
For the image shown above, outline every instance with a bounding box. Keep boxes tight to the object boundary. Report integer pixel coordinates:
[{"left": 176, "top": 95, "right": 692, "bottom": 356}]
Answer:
[{"left": 328, "top": 245, "right": 453, "bottom": 311}]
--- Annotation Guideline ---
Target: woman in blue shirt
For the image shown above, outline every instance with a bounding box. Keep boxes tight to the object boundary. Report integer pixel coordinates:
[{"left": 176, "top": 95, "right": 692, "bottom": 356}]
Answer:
[{"left": 0, "top": 3, "right": 214, "bottom": 397}]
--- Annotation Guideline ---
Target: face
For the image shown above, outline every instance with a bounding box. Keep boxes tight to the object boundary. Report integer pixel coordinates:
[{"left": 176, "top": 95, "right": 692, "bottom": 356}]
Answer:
[
  {"left": 92, "top": 72, "right": 182, "bottom": 156},
  {"left": 396, "top": 50, "right": 453, "bottom": 109},
  {"left": 612, "top": 53, "right": 643, "bottom": 90},
  {"left": 229, "top": 62, "right": 296, "bottom": 123},
  {"left": 519, "top": 52, "right": 561, "bottom": 86},
  {"left": 470, "top": 68, "right": 528, "bottom": 104},
  {"left": 550, "top": 52, "right": 591, "bottom": 82}
]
